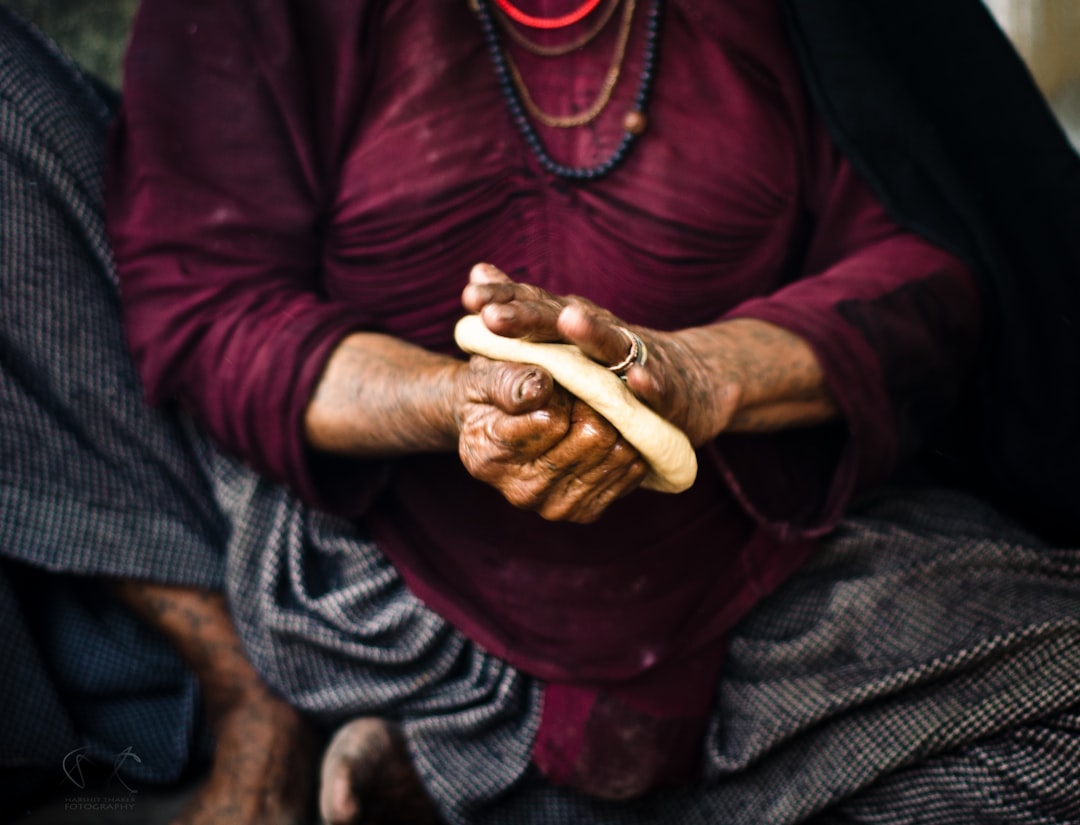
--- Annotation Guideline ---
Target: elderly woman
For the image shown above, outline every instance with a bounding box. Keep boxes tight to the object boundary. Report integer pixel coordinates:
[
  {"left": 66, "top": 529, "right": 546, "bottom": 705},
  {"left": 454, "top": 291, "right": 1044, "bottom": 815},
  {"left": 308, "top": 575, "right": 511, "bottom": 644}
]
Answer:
[{"left": 3, "top": 1, "right": 1080, "bottom": 824}]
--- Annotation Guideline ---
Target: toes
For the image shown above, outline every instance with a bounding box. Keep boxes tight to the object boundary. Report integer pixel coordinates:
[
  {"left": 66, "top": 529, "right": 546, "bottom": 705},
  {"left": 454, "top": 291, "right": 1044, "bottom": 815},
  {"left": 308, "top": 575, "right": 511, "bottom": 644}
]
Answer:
[
  {"left": 318, "top": 718, "right": 443, "bottom": 825},
  {"left": 319, "top": 759, "right": 359, "bottom": 824},
  {"left": 319, "top": 718, "right": 392, "bottom": 825}
]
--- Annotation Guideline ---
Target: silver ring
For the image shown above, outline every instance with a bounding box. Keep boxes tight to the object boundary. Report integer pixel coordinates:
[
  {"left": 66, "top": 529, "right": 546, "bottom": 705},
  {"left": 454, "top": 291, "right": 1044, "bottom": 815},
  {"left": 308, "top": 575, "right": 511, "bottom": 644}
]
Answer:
[{"left": 607, "top": 326, "right": 648, "bottom": 375}]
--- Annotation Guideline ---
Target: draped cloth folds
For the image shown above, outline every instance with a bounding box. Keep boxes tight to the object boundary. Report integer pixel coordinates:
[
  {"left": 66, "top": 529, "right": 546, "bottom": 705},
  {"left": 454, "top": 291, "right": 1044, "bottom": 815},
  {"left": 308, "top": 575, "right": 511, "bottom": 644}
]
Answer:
[{"left": 223, "top": 473, "right": 1080, "bottom": 824}]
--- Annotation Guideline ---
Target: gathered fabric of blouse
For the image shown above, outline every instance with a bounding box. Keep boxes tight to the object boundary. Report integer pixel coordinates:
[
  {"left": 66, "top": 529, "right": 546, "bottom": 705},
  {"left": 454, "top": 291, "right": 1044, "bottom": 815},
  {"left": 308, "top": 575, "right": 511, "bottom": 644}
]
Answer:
[{"left": 106, "top": 0, "right": 981, "bottom": 795}]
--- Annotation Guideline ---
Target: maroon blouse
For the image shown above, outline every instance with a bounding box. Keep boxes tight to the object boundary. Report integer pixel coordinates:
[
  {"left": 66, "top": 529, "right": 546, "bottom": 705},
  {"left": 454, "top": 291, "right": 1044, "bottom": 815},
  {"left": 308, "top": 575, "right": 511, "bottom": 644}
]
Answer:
[{"left": 106, "top": 0, "right": 981, "bottom": 794}]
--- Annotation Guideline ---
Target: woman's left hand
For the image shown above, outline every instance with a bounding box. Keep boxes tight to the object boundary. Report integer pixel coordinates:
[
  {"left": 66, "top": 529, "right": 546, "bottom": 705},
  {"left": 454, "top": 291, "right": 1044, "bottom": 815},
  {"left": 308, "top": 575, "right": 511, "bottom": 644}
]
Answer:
[{"left": 462, "top": 263, "right": 743, "bottom": 447}]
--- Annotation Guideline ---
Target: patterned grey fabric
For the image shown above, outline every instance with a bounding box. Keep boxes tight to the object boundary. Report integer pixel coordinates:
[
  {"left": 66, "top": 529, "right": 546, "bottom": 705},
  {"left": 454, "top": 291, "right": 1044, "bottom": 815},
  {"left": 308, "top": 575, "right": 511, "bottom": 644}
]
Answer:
[
  {"left": 468, "top": 490, "right": 1080, "bottom": 824},
  {"left": 0, "top": 7, "right": 226, "bottom": 588},
  {"left": 0, "top": 6, "right": 214, "bottom": 787},
  {"left": 227, "top": 474, "right": 1080, "bottom": 824},
  {"left": 206, "top": 442, "right": 542, "bottom": 819},
  {"left": 3, "top": 7, "right": 1080, "bottom": 824}
]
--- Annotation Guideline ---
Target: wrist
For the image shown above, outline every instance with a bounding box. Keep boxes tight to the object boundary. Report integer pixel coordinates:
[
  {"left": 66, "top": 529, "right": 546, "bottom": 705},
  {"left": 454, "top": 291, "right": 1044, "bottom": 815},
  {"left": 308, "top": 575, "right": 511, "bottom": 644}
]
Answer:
[
  {"left": 304, "top": 332, "right": 466, "bottom": 456},
  {"left": 665, "top": 317, "right": 833, "bottom": 438},
  {"left": 656, "top": 325, "right": 745, "bottom": 444},
  {"left": 698, "top": 317, "right": 838, "bottom": 433}
]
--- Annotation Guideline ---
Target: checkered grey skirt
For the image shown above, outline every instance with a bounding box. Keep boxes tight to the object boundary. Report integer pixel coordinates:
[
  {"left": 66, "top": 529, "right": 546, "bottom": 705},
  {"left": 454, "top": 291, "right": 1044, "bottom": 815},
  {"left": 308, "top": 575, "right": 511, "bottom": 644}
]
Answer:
[{"left": 2, "top": 8, "right": 1080, "bottom": 823}]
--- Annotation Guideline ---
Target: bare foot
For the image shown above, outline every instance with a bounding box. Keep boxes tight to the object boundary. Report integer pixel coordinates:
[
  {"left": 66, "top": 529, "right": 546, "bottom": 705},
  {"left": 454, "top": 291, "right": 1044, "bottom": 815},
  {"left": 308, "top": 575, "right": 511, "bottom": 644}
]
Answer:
[
  {"left": 175, "top": 689, "right": 319, "bottom": 825},
  {"left": 319, "top": 718, "right": 442, "bottom": 825}
]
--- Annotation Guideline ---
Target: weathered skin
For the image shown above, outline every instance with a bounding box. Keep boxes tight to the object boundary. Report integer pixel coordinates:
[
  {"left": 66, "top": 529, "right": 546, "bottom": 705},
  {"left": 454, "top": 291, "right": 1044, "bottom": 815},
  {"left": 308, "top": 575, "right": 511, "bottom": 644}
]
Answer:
[{"left": 306, "top": 262, "right": 837, "bottom": 524}]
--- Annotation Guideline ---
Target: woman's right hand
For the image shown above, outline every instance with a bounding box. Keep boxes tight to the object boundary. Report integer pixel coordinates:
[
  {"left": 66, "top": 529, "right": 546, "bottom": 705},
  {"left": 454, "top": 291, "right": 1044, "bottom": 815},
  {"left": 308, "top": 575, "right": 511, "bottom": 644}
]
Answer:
[
  {"left": 453, "top": 354, "right": 650, "bottom": 523},
  {"left": 304, "top": 331, "right": 648, "bottom": 523}
]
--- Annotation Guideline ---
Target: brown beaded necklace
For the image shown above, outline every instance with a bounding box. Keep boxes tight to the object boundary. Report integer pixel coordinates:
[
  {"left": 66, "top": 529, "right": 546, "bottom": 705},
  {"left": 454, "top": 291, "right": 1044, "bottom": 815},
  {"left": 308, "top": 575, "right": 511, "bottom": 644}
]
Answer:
[{"left": 473, "top": 0, "right": 663, "bottom": 181}]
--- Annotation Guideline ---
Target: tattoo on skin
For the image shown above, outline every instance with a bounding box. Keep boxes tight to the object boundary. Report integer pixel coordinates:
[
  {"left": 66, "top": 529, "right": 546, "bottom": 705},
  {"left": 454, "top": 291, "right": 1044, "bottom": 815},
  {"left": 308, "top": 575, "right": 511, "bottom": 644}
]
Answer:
[
  {"left": 110, "top": 580, "right": 318, "bottom": 825},
  {"left": 307, "top": 278, "right": 837, "bottom": 528},
  {"left": 307, "top": 333, "right": 467, "bottom": 457}
]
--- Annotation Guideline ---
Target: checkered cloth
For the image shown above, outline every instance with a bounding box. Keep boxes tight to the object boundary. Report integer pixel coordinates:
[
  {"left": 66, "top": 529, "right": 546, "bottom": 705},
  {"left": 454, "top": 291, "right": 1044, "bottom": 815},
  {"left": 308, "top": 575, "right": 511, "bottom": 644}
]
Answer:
[
  {"left": 223, "top": 467, "right": 1080, "bottom": 824},
  {"left": 0, "top": 7, "right": 217, "bottom": 788},
  {"left": 2, "top": 7, "right": 1080, "bottom": 823},
  {"left": 458, "top": 490, "right": 1080, "bottom": 824}
]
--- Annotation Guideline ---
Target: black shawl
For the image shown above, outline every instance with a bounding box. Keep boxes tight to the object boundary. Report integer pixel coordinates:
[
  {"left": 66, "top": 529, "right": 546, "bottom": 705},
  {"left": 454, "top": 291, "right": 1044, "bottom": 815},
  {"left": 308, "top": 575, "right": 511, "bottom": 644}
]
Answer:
[{"left": 776, "top": 0, "right": 1080, "bottom": 541}]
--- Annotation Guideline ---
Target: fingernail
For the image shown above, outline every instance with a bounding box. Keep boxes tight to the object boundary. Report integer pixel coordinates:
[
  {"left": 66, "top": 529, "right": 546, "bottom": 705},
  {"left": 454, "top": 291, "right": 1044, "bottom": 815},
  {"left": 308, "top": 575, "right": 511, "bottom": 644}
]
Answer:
[{"left": 516, "top": 370, "right": 543, "bottom": 403}]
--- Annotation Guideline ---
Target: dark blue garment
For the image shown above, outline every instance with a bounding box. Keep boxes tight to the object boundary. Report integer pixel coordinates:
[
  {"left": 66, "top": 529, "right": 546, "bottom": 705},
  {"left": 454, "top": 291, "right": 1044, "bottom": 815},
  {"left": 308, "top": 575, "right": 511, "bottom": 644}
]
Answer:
[
  {"left": 778, "top": 0, "right": 1080, "bottom": 542},
  {"left": 0, "top": 7, "right": 218, "bottom": 799}
]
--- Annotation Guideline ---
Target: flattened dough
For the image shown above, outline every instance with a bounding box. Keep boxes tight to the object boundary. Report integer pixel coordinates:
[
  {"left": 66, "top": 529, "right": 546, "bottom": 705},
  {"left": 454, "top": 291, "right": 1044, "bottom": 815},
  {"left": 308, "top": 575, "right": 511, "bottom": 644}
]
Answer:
[{"left": 454, "top": 315, "right": 697, "bottom": 493}]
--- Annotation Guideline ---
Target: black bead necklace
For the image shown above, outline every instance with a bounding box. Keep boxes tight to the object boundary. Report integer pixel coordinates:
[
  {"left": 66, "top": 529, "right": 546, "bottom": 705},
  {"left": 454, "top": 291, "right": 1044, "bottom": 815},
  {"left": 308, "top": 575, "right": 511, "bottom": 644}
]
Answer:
[{"left": 472, "top": 0, "right": 663, "bottom": 181}]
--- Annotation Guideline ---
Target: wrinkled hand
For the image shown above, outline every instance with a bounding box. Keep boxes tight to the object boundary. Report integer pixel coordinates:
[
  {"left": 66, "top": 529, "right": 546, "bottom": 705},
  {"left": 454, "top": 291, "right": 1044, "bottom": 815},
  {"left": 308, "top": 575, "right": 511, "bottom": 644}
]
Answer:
[
  {"left": 453, "top": 353, "right": 649, "bottom": 523},
  {"left": 462, "top": 263, "right": 738, "bottom": 447}
]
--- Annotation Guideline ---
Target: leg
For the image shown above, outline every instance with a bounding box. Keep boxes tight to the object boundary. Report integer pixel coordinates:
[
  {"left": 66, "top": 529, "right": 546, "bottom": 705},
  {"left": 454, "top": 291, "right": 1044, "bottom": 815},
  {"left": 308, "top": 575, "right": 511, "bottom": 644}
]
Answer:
[
  {"left": 113, "top": 581, "right": 319, "bottom": 825},
  {"left": 455, "top": 487, "right": 1080, "bottom": 825}
]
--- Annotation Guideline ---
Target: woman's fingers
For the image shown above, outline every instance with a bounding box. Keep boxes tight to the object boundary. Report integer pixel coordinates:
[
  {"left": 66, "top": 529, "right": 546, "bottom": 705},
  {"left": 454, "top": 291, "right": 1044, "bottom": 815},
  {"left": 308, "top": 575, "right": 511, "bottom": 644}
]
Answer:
[
  {"left": 481, "top": 298, "right": 565, "bottom": 341},
  {"left": 460, "top": 265, "right": 680, "bottom": 432},
  {"left": 556, "top": 303, "right": 639, "bottom": 372},
  {"left": 464, "top": 265, "right": 647, "bottom": 371},
  {"left": 463, "top": 290, "right": 565, "bottom": 342},
  {"left": 456, "top": 362, "right": 648, "bottom": 523},
  {"left": 463, "top": 263, "right": 570, "bottom": 341},
  {"left": 554, "top": 303, "right": 671, "bottom": 419},
  {"left": 457, "top": 356, "right": 568, "bottom": 456},
  {"left": 529, "top": 402, "right": 649, "bottom": 522},
  {"left": 468, "top": 261, "right": 512, "bottom": 285},
  {"left": 479, "top": 357, "right": 555, "bottom": 415}
]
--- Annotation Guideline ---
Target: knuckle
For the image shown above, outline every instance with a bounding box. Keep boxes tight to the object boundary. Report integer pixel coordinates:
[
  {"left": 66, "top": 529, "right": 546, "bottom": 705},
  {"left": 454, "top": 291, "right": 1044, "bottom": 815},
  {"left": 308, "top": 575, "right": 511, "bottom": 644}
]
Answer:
[
  {"left": 501, "top": 477, "right": 545, "bottom": 511},
  {"left": 459, "top": 446, "right": 496, "bottom": 482},
  {"left": 629, "top": 459, "right": 650, "bottom": 482},
  {"left": 538, "top": 504, "right": 569, "bottom": 522},
  {"left": 573, "top": 416, "right": 618, "bottom": 452},
  {"left": 611, "top": 438, "right": 643, "bottom": 465},
  {"left": 507, "top": 491, "right": 545, "bottom": 514}
]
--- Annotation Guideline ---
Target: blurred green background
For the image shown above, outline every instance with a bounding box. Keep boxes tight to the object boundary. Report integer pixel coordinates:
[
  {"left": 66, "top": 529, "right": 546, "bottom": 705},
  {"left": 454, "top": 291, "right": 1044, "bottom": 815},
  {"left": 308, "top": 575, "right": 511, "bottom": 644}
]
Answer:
[
  {"left": 3, "top": 0, "right": 1078, "bottom": 145},
  {"left": 5, "top": 0, "right": 137, "bottom": 89}
]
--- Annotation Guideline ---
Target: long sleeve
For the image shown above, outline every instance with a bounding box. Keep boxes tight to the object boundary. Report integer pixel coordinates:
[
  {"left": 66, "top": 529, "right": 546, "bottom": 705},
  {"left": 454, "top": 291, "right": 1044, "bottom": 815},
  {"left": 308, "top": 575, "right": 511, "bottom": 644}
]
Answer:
[
  {"left": 105, "top": 0, "right": 378, "bottom": 513},
  {"left": 715, "top": 130, "right": 982, "bottom": 537}
]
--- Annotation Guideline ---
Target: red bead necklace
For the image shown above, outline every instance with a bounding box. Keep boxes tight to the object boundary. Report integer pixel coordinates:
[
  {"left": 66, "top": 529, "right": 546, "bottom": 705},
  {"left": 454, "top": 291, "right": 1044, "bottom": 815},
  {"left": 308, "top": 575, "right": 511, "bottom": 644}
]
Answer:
[{"left": 492, "top": 0, "right": 603, "bottom": 29}]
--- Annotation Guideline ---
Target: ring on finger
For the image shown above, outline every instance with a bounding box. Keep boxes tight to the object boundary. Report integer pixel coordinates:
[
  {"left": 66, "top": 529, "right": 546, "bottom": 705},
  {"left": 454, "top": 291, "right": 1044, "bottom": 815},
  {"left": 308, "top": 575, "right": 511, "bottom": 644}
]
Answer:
[{"left": 607, "top": 326, "right": 648, "bottom": 376}]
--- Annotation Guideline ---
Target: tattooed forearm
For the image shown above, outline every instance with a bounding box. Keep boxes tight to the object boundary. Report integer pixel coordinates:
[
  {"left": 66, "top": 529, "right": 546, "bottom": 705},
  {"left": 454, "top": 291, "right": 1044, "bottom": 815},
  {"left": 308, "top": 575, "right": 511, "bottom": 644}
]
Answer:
[
  {"left": 305, "top": 332, "right": 463, "bottom": 457},
  {"left": 673, "top": 318, "right": 839, "bottom": 439},
  {"left": 113, "top": 582, "right": 258, "bottom": 705}
]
